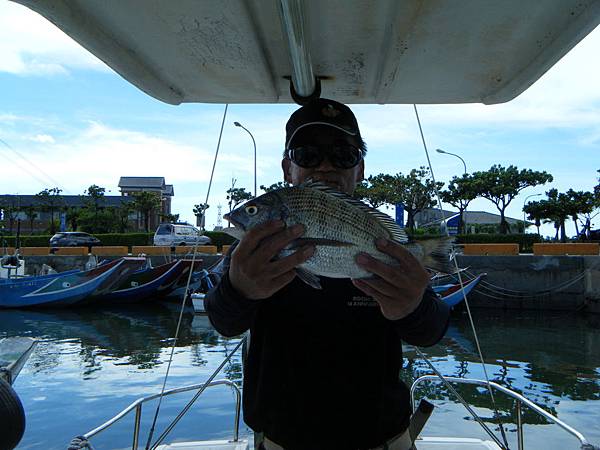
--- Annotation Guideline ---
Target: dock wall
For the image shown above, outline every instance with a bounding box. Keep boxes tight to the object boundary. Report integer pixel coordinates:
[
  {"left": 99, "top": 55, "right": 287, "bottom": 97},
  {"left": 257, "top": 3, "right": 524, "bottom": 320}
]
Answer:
[
  {"left": 17, "top": 254, "right": 224, "bottom": 275},
  {"left": 11, "top": 254, "right": 600, "bottom": 313},
  {"left": 456, "top": 255, "right": 600, "bottom": 312}
]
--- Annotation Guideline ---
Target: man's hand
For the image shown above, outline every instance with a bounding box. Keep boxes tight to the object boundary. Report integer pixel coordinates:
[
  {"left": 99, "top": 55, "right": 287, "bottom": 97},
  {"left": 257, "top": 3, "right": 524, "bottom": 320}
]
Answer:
[
  {"left": 229, "top": 220, "right": 315, "bottom": 300},
  {"left": 352, "top": 238, "right": 429, "bottom": 320}
]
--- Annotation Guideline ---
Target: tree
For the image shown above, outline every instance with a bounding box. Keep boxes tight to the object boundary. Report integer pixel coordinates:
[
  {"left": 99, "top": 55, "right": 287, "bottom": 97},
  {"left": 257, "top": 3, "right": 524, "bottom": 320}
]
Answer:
[
  {"left": 112, "top": 203, "right": 133, "bottom": 233},
  {"left": 355, "top": 168, "right": 443, "bottom": 230},
  {"left": 0, "top": 197, "right": 21, "bottom": 234},
  {"left": 65, "top": 206, "right": 81, "bottom": 231},
  {"left": 36, "top": 188, "right": 63, "bottom": 234},
  {"left": 260, "top": 182, "right": 290, "bottom": 193},
  {"left": 523, "top": 201, "right": 545, "bottom": 235},
  {"left": 131, "top": 191, "right": 162, "bottom": 232},
  {"left": 161, "top": 213, "right": 179, "bottom": 223},
  {"left": 226, "top": 187, "right": 253, "bottom": 226},
  {"left": 353, "top": 176, "right": 391, "bottom": 208},
  {"left": 22, "top": 205, "right": 38, "bottom": 234},
  {"left": 193, "top": 203, "right": 210, "bottom": 229},
  {"left": 84, "top": 185, "right": 106, "bottom": 221},
  {"left": 440, "top": 174, "right": 478, "bottom": 234},
  {"left": 471, "top": 165, "right": 553, "bottom": 234}
]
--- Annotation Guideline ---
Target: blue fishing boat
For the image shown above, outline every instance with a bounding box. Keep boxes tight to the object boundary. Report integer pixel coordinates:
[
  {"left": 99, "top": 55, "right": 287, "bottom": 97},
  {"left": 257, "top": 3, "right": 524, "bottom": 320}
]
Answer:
[
  {"left": 93, "top": 259, "right": 194, "bottom": 304},
  {"left": 0, "top": 258, "right": 142, "bottom": 309},
  {"left": 434, "top": 274, "right": 485, "bottom": 308}
]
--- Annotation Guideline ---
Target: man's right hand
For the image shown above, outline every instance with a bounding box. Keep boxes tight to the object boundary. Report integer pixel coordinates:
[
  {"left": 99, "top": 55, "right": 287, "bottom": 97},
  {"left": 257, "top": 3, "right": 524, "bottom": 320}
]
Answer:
[{"left": 228, "top": 220, "right": 315, "bottom": 300}]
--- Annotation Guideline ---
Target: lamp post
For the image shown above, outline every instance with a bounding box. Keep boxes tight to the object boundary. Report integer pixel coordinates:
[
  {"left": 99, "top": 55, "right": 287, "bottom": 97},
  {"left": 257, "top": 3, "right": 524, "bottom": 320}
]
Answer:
[
  {"left": 523, "top": 193, "right": 542, "bottom": 232},
  {"left": 436, "top": 148, "right": 468, "bottom": 233},
  {"left": 234, "top": 121, "right": 257, "bottom": 197}
]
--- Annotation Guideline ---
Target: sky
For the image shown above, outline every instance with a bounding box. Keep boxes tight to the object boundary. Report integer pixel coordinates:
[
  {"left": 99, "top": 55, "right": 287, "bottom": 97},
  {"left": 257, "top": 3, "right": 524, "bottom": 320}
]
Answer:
[{"left": 0, "top": 1, "right": 598, "bottom": 237}]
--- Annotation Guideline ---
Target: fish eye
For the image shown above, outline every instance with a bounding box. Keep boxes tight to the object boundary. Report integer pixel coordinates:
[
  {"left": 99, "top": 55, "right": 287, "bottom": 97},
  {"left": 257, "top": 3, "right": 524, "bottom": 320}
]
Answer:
[{"left": 245, "top": 205, "right": 258, "bottom": 216}]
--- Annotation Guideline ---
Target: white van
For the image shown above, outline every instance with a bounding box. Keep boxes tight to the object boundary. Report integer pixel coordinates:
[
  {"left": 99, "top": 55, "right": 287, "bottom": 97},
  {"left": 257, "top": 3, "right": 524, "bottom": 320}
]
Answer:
[{"left": 153, "top": 223, "right": 211, "bottom": 247}]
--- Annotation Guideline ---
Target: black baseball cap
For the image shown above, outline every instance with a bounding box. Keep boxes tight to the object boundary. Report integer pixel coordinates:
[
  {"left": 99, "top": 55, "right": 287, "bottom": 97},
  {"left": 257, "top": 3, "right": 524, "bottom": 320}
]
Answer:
[{"left": 285, "top": 98, "right": 362, "bottom": 149}]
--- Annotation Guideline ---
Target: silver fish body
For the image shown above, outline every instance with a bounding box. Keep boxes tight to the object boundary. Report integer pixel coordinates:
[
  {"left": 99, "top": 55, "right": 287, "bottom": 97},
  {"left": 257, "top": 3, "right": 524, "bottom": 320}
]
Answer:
[{"left": 224, "top": 181, "right": 453, "bottom": 288}]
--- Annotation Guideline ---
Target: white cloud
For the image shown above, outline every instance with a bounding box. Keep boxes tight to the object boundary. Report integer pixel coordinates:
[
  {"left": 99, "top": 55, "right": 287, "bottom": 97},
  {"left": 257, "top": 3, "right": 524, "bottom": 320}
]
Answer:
[
  {"left": 29, "top": 134, "right": 55, "bottom": 144},
  {"left": 0, "top": 2, "right": 108, "bottom": 76}
]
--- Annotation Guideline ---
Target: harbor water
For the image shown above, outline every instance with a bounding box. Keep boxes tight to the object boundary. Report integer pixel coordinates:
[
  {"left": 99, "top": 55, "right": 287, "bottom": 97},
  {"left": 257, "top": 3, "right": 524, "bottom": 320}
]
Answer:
[{"left": 2, "top": 303, "right": 599, "bottom": 449}]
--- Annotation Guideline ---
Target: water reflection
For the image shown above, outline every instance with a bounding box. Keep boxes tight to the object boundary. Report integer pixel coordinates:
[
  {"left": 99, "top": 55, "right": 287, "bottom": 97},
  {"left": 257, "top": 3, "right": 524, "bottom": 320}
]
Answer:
[
  {"left": 0, "top": 303, "right": 230, "bottom": 372},
  {"left": 2, "top": 306, "right": 599, "bottom": 449},
  {"left": 404, "top": 310, "right": 600, "bottom": 434}
]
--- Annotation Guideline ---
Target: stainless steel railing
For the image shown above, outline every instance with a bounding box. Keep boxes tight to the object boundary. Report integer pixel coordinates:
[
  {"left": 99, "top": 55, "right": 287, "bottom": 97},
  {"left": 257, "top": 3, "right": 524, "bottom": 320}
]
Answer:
[
  {"left": 81, "top": 379, "right": 242, "bottom": 449},
  {"left": 410, "top": 375, "right": 596, "bottom": 449}
]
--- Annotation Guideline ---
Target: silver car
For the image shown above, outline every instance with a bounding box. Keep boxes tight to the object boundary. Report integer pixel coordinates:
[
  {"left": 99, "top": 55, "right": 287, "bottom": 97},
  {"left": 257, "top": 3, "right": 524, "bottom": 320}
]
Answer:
[{"left": 153, "top": 223, "right": 211, "bottom": 247}]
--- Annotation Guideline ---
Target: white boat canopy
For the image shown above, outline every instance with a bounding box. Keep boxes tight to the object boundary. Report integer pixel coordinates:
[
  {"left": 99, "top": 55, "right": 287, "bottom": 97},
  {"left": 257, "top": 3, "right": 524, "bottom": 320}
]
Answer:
[{"left": 13, "top": 0, "right": 600, "bottom": 105}]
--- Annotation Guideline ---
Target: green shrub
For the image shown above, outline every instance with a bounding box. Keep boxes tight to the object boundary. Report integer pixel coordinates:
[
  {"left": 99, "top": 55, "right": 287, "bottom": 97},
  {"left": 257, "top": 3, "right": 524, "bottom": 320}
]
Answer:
[
  {"left": 205, "top": 231, "right": 236, "bottom": 248},
  {"left": 94, "top": 233, "right": 153, "bottom": 247},
  {"left": 455, "top": 233, "right": 542, "bottom": 253}
]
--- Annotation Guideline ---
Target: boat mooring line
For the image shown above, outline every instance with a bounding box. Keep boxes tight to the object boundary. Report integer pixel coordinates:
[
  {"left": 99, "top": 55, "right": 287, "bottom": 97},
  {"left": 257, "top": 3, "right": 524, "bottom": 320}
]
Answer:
[
  {"left": 144, "top": 104, "right": 230, "bottom": 450},
  {"left": 412, "top": 104, "right": 510, "bottom": 448}
]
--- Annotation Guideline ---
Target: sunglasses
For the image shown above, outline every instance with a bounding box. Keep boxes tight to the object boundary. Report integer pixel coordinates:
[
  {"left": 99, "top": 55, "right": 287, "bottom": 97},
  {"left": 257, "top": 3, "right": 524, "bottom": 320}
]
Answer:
[{"left": 287, "top": 144, "right": 363, "bottom": 169}]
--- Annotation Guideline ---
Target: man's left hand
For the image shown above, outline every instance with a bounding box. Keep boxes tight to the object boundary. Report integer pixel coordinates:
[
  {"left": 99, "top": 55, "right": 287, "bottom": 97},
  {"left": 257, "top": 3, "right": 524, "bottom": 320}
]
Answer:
[{"left": 352, "top": 238, "right": 430, "bottom": 320}]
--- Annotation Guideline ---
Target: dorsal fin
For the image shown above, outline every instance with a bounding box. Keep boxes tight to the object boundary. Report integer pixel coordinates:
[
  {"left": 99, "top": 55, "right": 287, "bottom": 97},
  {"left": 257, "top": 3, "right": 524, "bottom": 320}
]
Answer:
[{"left": 299, "top": 180, "right": 408, "bottom": 243}]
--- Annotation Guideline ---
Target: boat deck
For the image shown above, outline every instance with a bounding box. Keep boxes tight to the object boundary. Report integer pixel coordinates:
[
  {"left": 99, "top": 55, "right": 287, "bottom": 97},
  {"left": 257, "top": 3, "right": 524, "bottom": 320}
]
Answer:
[{"left": 156, "top": 436, "right": 500, "bottom": 449}]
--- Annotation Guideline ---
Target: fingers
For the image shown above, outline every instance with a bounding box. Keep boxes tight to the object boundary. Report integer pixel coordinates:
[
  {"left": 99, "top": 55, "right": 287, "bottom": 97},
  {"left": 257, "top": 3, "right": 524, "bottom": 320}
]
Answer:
[
  {"left": 252, "top": 224, "right": 306, "bottom": 263},
  {"left": 352, "top": 278, "right": 393, "bottom": 301},
  {"left": 356, "top": 238, "right": 429, "bottom": 285},
  {"left": 233, "top": 220, "right": 286, "bottom": 259},
  {"left": 353, "top": 276, "right": 397, "bottom": 298},
  {"left": 267, "top": 245, "right": 315, "bottom": 278}
]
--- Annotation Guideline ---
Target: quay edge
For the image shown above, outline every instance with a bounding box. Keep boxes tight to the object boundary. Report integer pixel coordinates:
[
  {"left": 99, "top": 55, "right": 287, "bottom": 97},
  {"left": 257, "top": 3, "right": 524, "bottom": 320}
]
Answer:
[
  {"left": 9, "top": 254, "right": 600, "bottom": 313},
  {"left": 456, "top": 255, "right": 600, "bottom": 313}
]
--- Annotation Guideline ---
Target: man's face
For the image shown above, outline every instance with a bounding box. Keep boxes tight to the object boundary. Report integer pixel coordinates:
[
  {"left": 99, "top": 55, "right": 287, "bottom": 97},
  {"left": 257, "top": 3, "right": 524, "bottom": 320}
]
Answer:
[{"left": 282, "top": 126, "right": 364, "bottom": 194}]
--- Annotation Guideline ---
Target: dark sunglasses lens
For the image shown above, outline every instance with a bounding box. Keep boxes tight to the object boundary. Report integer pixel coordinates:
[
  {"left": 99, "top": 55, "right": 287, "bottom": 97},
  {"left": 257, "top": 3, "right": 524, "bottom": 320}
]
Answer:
[
  {"left": 290, "top": 146, "right": 322, "bottom": 168},
  {"left": 331, "top": 146, "right": 361, "bottom": 169}
]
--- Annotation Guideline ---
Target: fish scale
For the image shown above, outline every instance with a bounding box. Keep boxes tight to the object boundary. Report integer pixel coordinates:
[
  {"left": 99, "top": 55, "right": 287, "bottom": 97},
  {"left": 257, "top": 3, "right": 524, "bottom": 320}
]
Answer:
[
  {"left": 225, "top": 181, "right": 454, "bottom": 289},
  {"left": 278, "top": 186, "right": 396, "bottom": 278}
]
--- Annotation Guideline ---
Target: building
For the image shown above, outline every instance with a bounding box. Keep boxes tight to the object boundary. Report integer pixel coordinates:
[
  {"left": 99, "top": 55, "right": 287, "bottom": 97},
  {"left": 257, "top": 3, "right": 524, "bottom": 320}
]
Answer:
[
  {"left": 1, "top": 176, "right": 175, "bottom": 234},
  {"left": 0, "top": 194, "right": 134, "bottom": 233},
  {"left": 118, "top": 177, "right": 174, "bottom": 231},
  {"left": 413, "top": 208, "right": 531, "bottom": 234}
]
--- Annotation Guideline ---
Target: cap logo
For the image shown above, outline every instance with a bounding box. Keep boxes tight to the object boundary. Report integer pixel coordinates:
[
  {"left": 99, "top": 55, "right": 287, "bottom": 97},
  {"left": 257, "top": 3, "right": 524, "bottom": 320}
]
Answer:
[{"left": 321, "top": 104, "right": 341, "bottom": 118}]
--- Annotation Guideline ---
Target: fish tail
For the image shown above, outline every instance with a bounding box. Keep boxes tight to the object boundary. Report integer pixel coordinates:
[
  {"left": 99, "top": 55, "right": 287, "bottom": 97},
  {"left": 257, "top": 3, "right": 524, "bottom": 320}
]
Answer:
[{"left": 416, "top": 237, "right": 457, "bottom": 274}]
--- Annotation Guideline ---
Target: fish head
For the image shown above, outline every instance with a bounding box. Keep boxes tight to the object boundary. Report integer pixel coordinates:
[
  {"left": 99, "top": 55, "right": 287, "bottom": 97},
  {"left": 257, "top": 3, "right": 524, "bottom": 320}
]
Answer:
[{"left": 223, "top": 192, "right": 287, "bottom": 236}]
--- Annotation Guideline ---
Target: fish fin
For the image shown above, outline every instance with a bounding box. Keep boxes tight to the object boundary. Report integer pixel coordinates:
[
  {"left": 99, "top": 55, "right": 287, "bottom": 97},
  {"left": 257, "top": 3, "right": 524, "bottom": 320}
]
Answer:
[
  {"left": 223, "top": 227, "right": 245, "bottom": 240},
  {"left": 296, "top": 267, "right": 322, "bottom": 289},
  {"left": 414, "top": 237, "right": 457, "bottom": 274},
  {"left": 290, "top": 237, "right": 354, "bottom": 248},
  {"left": 300, "top": 180, "right": 408, "bottom": 243}
]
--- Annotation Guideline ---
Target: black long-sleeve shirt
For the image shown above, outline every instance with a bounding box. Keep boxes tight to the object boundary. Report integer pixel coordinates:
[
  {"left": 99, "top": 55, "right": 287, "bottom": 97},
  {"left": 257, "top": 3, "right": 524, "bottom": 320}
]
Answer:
[{"left": 205, "top": 257, "right": 450, "bottom": 450}]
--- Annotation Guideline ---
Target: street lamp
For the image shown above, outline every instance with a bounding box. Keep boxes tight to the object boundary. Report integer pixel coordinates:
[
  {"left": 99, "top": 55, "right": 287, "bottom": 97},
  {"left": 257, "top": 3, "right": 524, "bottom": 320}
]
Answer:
[
  {"left": 523, "top": 193, "right": 542, "bottom": 231},
  {"left": 436, "top": 148, "right": 467, "bottom": 175},
  {"left": 436, "top": 148, "right": 468, "bottom": 233},
  {"left": 234, "top": 121, "right": 257, "bottom": 197}
]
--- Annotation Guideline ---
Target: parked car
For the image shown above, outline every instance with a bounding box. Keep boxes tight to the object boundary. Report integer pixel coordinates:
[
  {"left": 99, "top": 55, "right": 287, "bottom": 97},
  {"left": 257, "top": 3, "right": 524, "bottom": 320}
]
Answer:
[
  {"left": 153, "top": 223, "right": 211, "bottom": 247},
  {"left": 49, "top": 232, "right": 102, "bottom": 248}
]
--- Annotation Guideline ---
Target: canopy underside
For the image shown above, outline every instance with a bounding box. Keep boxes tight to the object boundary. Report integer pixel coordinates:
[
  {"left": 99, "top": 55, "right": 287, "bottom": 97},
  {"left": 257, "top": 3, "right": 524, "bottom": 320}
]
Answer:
[{"left": 13, "top": 0, "right": 600, "bottom": 105}]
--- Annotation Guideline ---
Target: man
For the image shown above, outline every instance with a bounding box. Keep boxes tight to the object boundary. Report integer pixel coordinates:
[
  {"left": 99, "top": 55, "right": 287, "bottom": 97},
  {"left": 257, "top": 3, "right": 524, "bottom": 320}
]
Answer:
[{"left": 205, "top": 98, "right": 450, "bottom": 450}]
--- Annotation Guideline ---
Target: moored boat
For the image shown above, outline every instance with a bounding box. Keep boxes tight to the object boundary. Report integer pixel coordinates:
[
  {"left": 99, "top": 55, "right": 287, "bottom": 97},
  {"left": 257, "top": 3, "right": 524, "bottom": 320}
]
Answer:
[
  {"left": 0, "top": 258, "right": 143, "bottom": 309},
  {"left": 434, "top": 274, "right": 485, "bottom": 308},
  {"left": 91, "top": 259, "right": 191, "bottom": 304}
]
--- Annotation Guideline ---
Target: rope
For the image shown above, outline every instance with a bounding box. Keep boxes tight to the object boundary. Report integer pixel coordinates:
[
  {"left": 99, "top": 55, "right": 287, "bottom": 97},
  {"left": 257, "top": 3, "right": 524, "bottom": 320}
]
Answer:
[
  {"left": 144, "top": 104, "right": 230, "bottom": 450},
  {"left": 413, "top": 104, "right": 510, "bottom": 449},
  {"left": 66, "top": 436, "right": 95, "bottom": 450}
]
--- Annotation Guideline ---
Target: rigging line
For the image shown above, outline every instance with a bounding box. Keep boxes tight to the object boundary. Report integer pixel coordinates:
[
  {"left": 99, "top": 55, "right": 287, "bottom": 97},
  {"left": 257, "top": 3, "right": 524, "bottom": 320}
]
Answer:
[
  {"left": 0, "top": 143, "right": 56, "bottom": 189},
  {"left": 0, "top": 137, "right": 65, "bottom": 191},
  {"left": 412, "top": 104, "right": 510, "bottom": 448},
  {"left": 149, "top": 336, "right": 247, "bottom": 450},
  {"left": 144, "top": 104, "right": 230, "bottom": 450},
  {"left": 412, "top": 347, "right": 506, "bottom": 449},
  {"left": 466, "top": 270, "right": 587, "bottom": 296}
]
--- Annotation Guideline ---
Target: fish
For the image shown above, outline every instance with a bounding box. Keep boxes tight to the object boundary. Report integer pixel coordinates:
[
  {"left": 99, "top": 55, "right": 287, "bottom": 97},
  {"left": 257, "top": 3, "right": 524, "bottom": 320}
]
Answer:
[{"left": 223, "top": 180, "right": 455, "bottom": 289}]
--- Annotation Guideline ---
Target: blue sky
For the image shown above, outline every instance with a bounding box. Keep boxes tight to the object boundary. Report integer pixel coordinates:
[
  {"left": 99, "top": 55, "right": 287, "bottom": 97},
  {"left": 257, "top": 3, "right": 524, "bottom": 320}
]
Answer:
[{"left": 1, "top": 2, "right": 598, "bottom": 237}]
